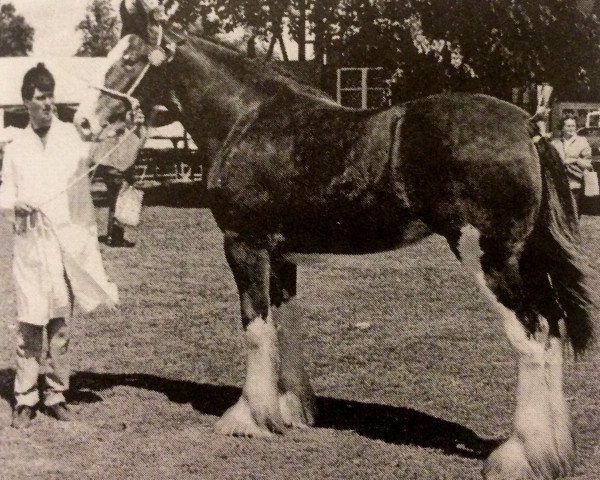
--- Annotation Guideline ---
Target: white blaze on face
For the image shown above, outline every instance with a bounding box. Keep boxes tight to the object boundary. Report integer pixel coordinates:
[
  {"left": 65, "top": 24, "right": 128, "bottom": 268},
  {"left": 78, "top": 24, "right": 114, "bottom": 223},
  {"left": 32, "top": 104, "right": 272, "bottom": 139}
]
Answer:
[
  {"left": 75, "top": 36, "right": 134, "bottom": 137},
  {"left": 124, "top": 0, "right": 137, "bottom": 12}
]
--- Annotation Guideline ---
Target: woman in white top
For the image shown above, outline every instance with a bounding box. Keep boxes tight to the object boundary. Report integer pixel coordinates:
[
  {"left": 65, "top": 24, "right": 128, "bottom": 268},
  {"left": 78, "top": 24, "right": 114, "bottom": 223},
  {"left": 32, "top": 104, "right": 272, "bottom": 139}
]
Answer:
[{"left": 550, "top": 115, "right": 593, "bottom": 216}]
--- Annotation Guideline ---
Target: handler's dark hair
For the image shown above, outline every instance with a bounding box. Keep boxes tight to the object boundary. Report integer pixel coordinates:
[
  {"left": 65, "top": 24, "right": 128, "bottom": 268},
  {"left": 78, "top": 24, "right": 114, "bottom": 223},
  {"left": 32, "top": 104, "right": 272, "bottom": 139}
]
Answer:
[{"left": 21, "top": 63, "right": 55, "bottom": 101}]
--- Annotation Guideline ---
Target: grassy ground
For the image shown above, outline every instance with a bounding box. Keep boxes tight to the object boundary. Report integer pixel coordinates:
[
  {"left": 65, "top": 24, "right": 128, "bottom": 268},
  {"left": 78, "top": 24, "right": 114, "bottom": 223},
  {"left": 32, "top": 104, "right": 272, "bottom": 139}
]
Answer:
[{"left": 0, "top": 207, "right": 598, "bottom": 480}]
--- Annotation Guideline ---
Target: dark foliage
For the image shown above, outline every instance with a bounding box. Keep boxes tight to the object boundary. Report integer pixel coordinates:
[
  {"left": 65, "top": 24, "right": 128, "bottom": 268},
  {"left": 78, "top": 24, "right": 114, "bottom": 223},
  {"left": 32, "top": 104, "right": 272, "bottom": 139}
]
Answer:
[{"left": 0, "top": 3, "right": 34, "bottom": 56}]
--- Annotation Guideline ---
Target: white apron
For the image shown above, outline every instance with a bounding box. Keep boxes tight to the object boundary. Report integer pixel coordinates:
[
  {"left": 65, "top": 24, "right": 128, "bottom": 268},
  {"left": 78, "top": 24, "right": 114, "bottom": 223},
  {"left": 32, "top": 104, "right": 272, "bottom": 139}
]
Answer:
[{"left": 0, "top": 119, "right": 118, "bottom": 325}]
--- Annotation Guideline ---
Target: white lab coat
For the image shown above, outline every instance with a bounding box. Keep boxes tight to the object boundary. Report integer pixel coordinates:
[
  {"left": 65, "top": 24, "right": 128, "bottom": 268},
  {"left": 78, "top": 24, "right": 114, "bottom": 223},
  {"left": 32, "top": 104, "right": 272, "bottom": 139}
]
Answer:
[{"left": 0, "top": 118, "right": 118, "bottom": 325}]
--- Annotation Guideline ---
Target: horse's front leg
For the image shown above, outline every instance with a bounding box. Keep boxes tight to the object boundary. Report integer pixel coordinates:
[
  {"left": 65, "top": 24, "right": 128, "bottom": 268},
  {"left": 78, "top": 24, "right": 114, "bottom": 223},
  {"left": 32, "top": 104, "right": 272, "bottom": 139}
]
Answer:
[
  {"left": 270, "top": 257, "right": 316, "bottom": 428},
  {"left": 215, "top": 232, "right": 285, "bottom": 437}
]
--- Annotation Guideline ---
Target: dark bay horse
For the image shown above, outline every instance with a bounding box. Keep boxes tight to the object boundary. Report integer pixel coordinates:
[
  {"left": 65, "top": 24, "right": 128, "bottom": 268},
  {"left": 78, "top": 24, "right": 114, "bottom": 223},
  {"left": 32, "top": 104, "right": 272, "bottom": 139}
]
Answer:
[{"left": 74, "top": 4, "right": 598, "bottom": 479}]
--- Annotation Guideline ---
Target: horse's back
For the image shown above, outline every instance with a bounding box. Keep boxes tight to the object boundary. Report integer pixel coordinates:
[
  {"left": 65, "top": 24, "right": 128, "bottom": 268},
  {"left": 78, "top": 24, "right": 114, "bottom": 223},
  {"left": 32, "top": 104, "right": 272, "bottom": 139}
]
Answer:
[{"left": 209, "top": 97, "right": 421, "bottom": 251}]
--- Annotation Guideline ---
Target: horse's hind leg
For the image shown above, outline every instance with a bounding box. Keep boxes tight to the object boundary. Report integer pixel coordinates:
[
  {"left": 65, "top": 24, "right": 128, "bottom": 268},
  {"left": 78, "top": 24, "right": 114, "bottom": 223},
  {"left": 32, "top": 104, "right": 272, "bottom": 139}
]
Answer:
[
  {"left": 456, "top": 225, "right": 574, "bottom": 480},
  {"left": 270, "top": 257, "right": 316, "bottom": 428},
  {"left": 214, "top": 232, "right": 285, "bottom": 437}
]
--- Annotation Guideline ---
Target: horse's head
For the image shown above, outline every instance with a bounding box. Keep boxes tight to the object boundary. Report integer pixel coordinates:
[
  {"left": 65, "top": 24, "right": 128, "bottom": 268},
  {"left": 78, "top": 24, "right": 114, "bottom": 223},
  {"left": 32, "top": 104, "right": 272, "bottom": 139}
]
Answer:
[
  {"left": 74, "top": 0, "right": 178, "bottom": 152},
  {"left": 75, "top": 33, "right": 173, "bottom": 140}
]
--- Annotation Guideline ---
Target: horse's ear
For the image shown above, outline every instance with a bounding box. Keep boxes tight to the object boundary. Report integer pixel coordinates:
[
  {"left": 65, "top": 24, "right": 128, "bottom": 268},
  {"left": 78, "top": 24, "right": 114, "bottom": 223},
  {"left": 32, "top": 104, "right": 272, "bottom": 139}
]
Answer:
[
  {"left": 120, "top": 0, "right": 179, "bottom": 44},
  {"left": 120, "top": 0, "right": 149, "bottom": 38}
]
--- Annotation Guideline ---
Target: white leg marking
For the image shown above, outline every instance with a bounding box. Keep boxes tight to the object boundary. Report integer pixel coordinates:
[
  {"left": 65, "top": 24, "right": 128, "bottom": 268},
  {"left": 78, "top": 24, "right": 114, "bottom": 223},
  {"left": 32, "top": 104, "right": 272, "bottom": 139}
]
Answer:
[
  {"left": 457, "top": 225, "right": 573, "bottom": 479},
  {"left": 215, "top": 313, "right": 285, "bottom": 437},
  {"left": 545, "top": 336, "right": 575, "bottom": 474},
  {"left": 458, "top": 225, "right": 544, "bottom": 357},
  {"left": 279, "top": 391, "right": 309, "bottom": 429}
]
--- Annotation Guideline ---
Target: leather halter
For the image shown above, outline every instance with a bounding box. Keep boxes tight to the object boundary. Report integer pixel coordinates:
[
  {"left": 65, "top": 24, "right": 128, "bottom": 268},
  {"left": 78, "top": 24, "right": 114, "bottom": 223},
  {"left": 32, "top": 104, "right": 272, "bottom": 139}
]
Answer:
[{"left": 90, "top": 24, "right": 166, "bottom": 116}]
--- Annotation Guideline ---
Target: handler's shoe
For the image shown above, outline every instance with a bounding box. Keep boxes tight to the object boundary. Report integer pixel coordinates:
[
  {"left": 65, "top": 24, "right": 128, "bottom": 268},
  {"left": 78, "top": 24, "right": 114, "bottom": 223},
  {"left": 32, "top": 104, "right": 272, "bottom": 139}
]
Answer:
[
  {"left": 45, "top": 402, "right": 71, "bottom": 422},
  {"left": 11, "top": 405, "right": 35, "bottom": 429},
  {"left": 106, "top": 236, "right": 136, "bottom": 248},
  {"left": 106, "top": 225, "right": 135, "bottom": 248}
]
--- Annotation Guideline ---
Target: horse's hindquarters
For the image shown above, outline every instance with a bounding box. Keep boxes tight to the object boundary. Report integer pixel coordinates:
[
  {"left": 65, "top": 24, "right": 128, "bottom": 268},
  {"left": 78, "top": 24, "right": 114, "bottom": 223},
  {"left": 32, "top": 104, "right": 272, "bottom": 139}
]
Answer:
[{"left": 398, "top": 95, "right": 542, "bottom": 244}]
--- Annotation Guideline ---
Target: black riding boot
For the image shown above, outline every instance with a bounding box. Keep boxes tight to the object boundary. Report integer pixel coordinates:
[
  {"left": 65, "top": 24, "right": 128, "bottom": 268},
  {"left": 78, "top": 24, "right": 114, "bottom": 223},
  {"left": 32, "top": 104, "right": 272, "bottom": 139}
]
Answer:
[{"left": 107, "top": 223, "right": 135, "bottom": 248}]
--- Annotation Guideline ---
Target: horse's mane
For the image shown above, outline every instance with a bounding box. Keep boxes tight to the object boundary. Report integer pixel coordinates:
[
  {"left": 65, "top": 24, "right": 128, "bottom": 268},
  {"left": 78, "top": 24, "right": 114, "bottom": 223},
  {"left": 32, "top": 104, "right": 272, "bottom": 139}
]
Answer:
[{"left": 176, "top": 31, "right": 337, "bottom": 106}]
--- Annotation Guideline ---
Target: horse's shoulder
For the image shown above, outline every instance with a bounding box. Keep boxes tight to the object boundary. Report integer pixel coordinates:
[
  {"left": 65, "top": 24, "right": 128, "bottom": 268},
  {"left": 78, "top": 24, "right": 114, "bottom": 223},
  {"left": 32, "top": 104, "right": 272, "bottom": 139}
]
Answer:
[{"left": 206, "top": 101, "right": 295, "bottom": 192}]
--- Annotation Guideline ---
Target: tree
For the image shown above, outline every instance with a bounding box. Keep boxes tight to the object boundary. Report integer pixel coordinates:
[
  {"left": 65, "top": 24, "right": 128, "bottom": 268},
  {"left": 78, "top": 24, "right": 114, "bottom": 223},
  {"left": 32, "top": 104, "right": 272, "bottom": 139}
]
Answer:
[
  {"left": 293, "top": 0, "right": 600, "bottom": 101},
  {"left": 135, "top": 1, "right": 600, "bottom": 102},
  {"left": 0, "top": 3, "right": 34, "bottom": 56},
  {"left": 76, "top": 0, "right": 120, "bottom": 57},
  {"left": 210, "top": 0, "right": 293, "bottom": 59},
  {"left": 413, "top": 0, "right": 600, "bottom": 100},
  {"left": 164, "top": 0, "right": 291, "bottom": 59}
]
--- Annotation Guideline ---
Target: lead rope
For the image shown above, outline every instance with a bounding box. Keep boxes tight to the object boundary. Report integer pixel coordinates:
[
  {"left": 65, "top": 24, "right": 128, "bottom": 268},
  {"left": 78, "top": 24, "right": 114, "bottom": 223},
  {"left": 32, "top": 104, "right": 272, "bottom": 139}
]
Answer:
[
  {"left": 36, "top": 126, "right": 139, "bottom": 209},
  {"left": 21, "top": 126, "right": 138, "bottom": 312}
]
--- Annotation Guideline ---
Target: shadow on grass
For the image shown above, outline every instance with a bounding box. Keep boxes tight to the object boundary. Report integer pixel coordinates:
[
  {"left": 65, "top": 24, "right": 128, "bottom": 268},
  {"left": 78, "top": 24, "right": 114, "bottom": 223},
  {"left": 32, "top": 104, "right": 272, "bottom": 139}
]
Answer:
[{"left": 0, "top": 368, "right": 498, "bottom": 459}]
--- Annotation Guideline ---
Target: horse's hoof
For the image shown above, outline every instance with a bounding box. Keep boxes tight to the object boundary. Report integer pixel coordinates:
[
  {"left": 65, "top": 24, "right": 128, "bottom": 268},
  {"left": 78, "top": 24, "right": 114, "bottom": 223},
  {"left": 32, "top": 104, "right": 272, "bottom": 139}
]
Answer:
[
  {"left": 214, "top": 396, "right": 282, "bottom": 438},
  {"left": 483, "top": 436, "right": 572, "bottom": 480},
  {"left": 279, "top": 391, "right": 314, "bottom": 428},
  {"left": 483, "top": 437, "right": 535, "bottom": 480}
]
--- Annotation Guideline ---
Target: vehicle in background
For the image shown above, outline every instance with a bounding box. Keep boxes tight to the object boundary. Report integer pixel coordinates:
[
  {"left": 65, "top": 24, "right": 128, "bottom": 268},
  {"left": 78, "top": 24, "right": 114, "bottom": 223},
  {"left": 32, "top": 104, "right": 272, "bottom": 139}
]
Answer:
[{"left": 577, "top": 126, "right": 600, "bottom": 158}]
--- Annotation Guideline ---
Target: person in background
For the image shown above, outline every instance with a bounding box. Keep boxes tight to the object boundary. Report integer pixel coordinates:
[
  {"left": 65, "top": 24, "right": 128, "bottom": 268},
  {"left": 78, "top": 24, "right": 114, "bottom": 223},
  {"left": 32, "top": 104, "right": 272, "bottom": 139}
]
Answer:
[
  {"left": 0, "top": 63, "right": 118, "bottom": 429},
  {"left": 98, "top": 165, "right": 136, "bottom": 248},
  {"left": 444, "top": 49, "right": 478, "bottom": 93},
  {"left": 551, "top": 115, "right": 593, "bottom": 217}
]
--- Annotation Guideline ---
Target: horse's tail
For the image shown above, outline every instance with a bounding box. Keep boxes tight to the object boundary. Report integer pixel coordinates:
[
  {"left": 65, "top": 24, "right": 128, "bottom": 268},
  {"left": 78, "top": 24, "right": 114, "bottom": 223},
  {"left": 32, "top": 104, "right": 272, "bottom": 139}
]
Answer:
[{"left": 525, "top": 136, "right": 598, "bottom": 354}]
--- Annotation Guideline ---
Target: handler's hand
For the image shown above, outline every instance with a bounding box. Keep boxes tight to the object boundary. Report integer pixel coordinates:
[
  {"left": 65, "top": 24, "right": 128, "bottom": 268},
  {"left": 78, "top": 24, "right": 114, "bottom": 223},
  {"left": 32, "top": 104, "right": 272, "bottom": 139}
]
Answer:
[
  {"left": 577, "top": 158, "right": 593, "bottom": 171},
  {"left": 14, "top": 201, "right": 36, "bottom": 216},
  {"left": 127, "top": 107, "right": 145, "bottom": 126}
]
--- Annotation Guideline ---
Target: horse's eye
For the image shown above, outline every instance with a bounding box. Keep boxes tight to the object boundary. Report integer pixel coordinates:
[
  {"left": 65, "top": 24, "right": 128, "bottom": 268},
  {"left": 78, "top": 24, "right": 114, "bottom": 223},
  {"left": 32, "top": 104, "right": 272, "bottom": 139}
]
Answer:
[{"left": 122, "top": 54, "right": 136, "bottom": 66}]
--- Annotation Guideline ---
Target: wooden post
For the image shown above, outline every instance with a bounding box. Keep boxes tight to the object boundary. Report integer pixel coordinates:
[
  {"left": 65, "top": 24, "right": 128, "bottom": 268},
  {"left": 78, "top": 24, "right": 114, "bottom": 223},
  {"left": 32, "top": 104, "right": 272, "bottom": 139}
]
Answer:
[
  {"left": 278, "top": 35, "right": 289, "bottom": 62},
  {"left": 266, "top": 35, "right": 276, "bottom": 60},
  {"left": 361, "top": 68, "right": 368, "bottom": 109},
  {"left": 298, "top": 0, "right": 306, "bottom": 61},
  {"left": 313, "top": 0, "right": 324, "bottom": 65}
]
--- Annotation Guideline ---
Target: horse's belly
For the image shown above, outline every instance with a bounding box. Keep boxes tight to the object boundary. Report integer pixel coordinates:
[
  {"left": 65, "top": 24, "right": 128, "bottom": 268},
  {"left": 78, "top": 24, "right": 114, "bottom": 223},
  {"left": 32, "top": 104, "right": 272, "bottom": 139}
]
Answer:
[{"left": 283, "top": 214, "right": 432, "bottom": 255}]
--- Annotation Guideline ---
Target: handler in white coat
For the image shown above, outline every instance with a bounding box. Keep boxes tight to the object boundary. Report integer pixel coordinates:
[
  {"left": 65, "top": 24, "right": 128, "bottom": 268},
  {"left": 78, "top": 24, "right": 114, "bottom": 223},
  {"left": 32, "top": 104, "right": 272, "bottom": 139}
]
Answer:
[{"left": 0, "top": 63, "right": 118, "bottom": 429}]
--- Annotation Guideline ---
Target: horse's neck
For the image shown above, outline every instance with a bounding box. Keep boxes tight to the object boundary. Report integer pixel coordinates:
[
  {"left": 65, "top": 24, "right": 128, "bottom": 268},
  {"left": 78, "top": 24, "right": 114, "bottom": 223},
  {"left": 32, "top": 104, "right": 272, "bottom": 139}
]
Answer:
[{"left": 168, "top": 45, "right": 264, "bottom": 142}]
